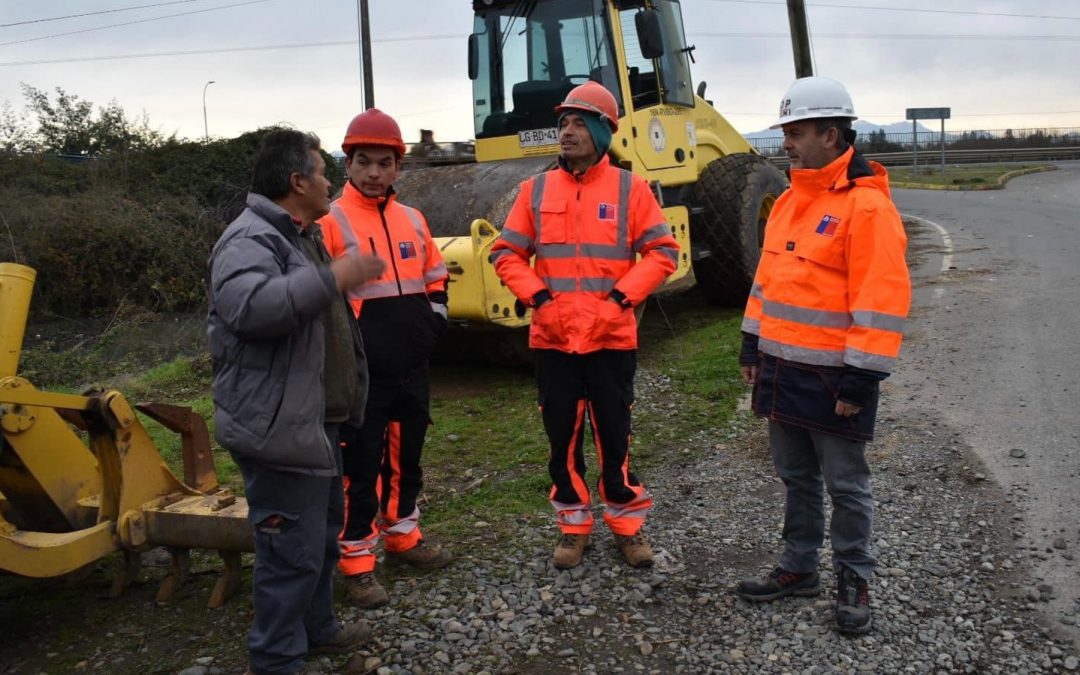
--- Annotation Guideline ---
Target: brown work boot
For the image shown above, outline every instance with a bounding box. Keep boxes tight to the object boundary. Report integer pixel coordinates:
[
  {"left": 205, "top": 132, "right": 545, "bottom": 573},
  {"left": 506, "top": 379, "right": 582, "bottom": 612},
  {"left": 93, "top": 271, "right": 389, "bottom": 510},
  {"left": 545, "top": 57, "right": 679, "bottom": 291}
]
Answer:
[
  {"left": 384, "top": 539, "right": 453, "bottom": 570},
  {"left": 345, "top": 572, "right": 389, "bottom": 609},
  {"left": 553, "top": 533, "right": 591, "bottom": 569},
  {"left": 614, "top": 532, "right": 654, "bottom": 568},
  {"left": 308, "top": 620, "right": 372, "bottom": 655}
]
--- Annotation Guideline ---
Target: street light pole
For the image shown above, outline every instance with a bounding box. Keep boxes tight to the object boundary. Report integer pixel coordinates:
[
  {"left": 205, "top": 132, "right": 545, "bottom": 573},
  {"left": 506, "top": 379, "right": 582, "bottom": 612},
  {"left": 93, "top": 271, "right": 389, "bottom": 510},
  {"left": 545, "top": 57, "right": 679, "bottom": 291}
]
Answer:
[{"left": 202, "top": 80, "right": 216, "bottom": 142}]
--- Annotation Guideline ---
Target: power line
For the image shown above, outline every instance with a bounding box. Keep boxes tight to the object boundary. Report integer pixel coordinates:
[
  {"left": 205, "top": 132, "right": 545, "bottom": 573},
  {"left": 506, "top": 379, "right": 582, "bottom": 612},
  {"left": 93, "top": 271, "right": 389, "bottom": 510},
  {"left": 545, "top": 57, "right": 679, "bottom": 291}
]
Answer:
[
  {"left": 0, "top": 37, "right": 465, "bottom": 67},
  {"left": 705, "top": 0, "right": 1080, "bottom": 21},
  {"left": 7, "top": 27, "right": 1080, "bottom": 67},
  {"left": 0, "top": 0, "right": 270, "bottom": 47},
  {"left": 0, "top": 1, "right": 207, "bottom": 29}
]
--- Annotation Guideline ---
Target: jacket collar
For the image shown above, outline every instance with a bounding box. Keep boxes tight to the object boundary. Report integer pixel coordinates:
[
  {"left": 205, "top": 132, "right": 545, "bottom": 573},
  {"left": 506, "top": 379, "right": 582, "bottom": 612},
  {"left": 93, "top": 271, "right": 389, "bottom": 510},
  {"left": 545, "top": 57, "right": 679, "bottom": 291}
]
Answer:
[
  {"left": 246, "top": 192, "right": 302, "bottom": 239},
  {"left": 788, "top": 147, "right": 888, "bottom": 197},
  {"left": 340, "top": 180, "right": 398, "bottom": 211},
  {"left": 557, "top": 154, "right": 611, "bottom": 184}
]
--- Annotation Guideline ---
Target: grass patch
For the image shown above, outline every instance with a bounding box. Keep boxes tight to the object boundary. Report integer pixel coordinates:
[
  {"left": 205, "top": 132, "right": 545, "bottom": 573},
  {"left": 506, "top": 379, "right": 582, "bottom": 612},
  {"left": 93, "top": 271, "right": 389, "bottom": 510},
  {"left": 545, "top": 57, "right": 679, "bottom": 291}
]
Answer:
[
  {"left": 889, "top": 163, "right": 1048, "bottom": 187},
  {"left": 422, "top": 363, "right": 551, "bottom": 538},
  {"left": 419, "top": 292, "right": 745, "bottom": 540},
  {"left": 12, "top": 292, "right": 746, "bottom": 542}
]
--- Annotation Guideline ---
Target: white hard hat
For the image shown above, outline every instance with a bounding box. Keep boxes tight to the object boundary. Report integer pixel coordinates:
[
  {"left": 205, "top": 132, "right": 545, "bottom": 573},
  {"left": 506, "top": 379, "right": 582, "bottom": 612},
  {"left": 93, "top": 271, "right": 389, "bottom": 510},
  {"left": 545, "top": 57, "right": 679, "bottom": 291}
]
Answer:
[{"left": 770, "top": 76, "right": 857, "bottom": 129}]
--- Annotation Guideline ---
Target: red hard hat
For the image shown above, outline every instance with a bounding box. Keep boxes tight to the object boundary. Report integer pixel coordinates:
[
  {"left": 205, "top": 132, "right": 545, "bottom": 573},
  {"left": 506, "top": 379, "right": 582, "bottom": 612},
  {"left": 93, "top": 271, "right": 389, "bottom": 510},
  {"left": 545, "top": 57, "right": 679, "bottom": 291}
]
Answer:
[
  {"left": 341, "top": 108, "right": 406, "bottom": 156},
  {"left": 555, "top": 81, "right": 619, "bottom": 132}
]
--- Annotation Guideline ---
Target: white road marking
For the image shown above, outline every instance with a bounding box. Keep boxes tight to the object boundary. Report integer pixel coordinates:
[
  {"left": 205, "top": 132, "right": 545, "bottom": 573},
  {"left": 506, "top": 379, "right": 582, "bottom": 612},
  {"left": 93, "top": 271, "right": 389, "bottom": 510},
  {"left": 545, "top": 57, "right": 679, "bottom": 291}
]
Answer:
[
  {"left": 902, "top": 211, "right": 954, "bottom": 272},
  {"left": 901, "top": 213, "right": 954, "bottom": 300}
]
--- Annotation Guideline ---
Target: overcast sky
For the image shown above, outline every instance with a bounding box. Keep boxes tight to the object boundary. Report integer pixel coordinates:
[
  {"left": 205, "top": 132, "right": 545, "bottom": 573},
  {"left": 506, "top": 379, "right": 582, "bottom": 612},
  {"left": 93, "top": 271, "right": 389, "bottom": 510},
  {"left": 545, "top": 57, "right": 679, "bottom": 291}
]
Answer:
[{"left": 2, "top": 0, "right": 1077, "bottom": 146}]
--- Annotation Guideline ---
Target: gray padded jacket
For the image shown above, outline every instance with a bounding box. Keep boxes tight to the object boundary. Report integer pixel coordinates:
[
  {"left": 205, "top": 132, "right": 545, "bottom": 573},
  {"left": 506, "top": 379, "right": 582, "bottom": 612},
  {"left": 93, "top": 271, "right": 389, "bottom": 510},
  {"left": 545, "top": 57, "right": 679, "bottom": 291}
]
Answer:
[{"left": 207, "top": 193, "right": 340, "bottom": 475}]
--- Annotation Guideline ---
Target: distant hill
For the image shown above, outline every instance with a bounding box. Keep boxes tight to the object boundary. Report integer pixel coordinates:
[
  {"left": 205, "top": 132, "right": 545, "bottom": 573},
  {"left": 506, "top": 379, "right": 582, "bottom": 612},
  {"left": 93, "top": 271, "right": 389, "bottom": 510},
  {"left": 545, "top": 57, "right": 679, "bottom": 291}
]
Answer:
[{"left": 744, "top": 120, "right": 934, "bottom": 140}]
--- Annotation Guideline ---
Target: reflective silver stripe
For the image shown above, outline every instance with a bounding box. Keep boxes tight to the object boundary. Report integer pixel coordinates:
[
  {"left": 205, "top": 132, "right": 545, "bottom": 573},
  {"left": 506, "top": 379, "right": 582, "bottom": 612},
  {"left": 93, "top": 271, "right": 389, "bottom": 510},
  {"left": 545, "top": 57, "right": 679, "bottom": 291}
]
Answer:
[
  {"left": 542, "top": 276, "right": 616, "bottom": 293},
  {"left": 617, "top": 169, "right": 631, "bottom": 248},
  {"left": 741, "top": 317, "right": 761, "bottom": 335},
  {"left": 759, "top": 337, "right": 845, "bottom": 367},
  {"left": 762, "top": 299, "right": 852, "bottom": 329},
  {"left": 657, "top": 246, "right": 679, "bottom": 264},
  {"left": 605, "top": 506, "right": 648, "bottom": 521},
  {"left": 581, "top": 277, "right": 616, "bottom": 292},
  {"left": 423, "top": 262, "right": 448, "bottom": 284},
  {"left": 603, "top": 488, "right": 652, "bottom": 520},
  {"left": 380, "top": 507, "right": 420, "bottom": 536},
  {"left": 430, "top": 302, "right": 448, "bottom": 319},
  {"left": 531, "top": 174, "right": 547, "bottom": 244},
  {"left": 544, "top": 277, "right": 579, "bottom": 292},
  {"left": 845, "top": 347, "right": 897, "bottom": 373},
  {"left": 338, "top": 537, "right": 377, "bottom": 556},
  {"left": 489, "top": 248, "right": 517, "bottom": 263},
  {"left": 852, "top": 310, "right": 906, "bottom": 334},
  {"left": 497, "top": 228, "right": 534, "bottom": 253},
  {"left": 750, "top": 283, "right": 764, "bottom": 300},
  {"left": 348, "top": 277, "right": 426, "bottom": 301},
  {"left": 537, "top": 243, "right": 633, "bottom": 260},
  {"left": 551, "top": 501, "right": 593, "bottom": 525},
  {"left": 400, "top": 205, "right": 429, "bottom": 262},
  {"left": 605, "top": 506, "right": 648, "bottom": 522},
  {"left": 330, "top": 204, "right": 360, "bottom": 254},
  {"left": 632, "top": 223, "right": 669, "bottom": 252}
]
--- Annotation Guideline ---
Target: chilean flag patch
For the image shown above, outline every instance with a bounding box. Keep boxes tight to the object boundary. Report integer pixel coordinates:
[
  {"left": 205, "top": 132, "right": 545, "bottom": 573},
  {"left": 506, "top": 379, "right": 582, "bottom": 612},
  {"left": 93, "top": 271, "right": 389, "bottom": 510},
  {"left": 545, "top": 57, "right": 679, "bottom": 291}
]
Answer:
[
  {"left": 598, "top": 203, "right": 617, "bottom": 221},
  {"left": 815, "top": 214, "right": 841, "bottom": 236},
  {"left": 398, "top": 241, "right": 417, "bottom": 259}
]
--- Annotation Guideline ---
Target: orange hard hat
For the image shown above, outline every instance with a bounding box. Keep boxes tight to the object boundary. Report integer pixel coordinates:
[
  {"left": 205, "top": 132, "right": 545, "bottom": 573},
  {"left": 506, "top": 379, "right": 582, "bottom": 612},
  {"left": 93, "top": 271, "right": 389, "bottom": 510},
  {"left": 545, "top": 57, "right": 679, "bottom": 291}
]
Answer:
[
  {"left": 555, "top": 81, "right": 619, "bottom": 132},
  {"left": 341, "top": 108, "right": 406, "bottom": 156}
]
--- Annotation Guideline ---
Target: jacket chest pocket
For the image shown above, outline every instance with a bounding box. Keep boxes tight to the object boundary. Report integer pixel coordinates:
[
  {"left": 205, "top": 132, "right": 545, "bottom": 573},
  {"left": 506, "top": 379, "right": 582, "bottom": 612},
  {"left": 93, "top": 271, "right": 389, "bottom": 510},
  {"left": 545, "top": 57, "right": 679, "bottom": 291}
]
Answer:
[
  {"left": 538, "top": 200, "right": 568, "bottom": 244},
  {"left": 796, "top": 232, "right": 846, "bottom": 272}
]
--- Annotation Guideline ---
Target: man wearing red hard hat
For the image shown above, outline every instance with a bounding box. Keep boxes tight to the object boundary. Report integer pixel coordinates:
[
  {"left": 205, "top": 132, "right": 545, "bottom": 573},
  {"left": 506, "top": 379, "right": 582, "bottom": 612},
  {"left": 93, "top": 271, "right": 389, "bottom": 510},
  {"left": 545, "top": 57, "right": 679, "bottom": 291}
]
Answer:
[{"left": 319, "top": 109, "right": 452, "bottom": 609}]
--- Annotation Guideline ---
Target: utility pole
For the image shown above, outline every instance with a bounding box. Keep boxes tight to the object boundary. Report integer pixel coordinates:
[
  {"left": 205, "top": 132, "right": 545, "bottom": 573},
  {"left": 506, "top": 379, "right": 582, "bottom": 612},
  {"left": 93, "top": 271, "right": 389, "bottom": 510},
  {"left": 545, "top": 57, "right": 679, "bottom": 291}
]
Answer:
[
  {"left": 202, "top": 80, "right": 216, "bottom": 142},
  {"left": 357, "top": 0, "right": 375, "bottom": 109},
  {"left": 786, "top": 0, "right": 814, "bottom": 78}
]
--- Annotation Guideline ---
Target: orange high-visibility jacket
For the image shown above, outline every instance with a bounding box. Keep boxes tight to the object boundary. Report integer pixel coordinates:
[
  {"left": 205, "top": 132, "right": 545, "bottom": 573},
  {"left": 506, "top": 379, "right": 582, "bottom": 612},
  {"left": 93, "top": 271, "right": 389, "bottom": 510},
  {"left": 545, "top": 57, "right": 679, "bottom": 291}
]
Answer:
[
  {"left": 320, "top": 181, "right": 449, "bottom": 317},
  {"left": 319, "top": 183, "right": 449, "bottom": 377},
  {"left": 492, "top": 156, "right": 679, "bottom": 353},
  {"left": 742, "top": 147, "right": 910, "bottom": 373}
]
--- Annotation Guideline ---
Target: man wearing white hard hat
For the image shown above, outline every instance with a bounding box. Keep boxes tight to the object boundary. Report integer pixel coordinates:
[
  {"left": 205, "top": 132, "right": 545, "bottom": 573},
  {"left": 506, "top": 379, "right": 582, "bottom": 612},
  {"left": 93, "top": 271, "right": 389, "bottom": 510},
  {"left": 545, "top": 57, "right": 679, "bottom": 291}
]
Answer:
[{"left": 735, "top": 76, "right": 911, "bottom": 636}]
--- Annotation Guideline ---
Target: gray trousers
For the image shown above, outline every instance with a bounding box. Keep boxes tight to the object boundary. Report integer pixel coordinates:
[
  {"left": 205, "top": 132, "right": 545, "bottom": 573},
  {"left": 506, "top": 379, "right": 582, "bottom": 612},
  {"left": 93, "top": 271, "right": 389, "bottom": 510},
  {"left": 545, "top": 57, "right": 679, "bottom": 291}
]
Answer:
[
  {"left": 240, "top": 425, "right": 344, "bottom": 675},
  {"left": 769, "top": 420, "right": 875, "bottom": 579}
]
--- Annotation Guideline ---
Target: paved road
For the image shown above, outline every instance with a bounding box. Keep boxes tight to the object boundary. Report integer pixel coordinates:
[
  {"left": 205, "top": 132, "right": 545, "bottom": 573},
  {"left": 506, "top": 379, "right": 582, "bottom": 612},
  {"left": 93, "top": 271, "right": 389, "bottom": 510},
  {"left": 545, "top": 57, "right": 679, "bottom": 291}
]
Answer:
[{"left": 890, "top": 161, "right": 1080, "bottom": 642}]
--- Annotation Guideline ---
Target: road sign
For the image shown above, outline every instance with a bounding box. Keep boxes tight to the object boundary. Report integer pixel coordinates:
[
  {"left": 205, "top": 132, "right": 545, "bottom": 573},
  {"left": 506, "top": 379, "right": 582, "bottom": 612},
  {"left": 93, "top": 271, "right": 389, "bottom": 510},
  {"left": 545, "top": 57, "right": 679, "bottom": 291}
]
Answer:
[
  {"left": 906, "top": 108, "right": 950, "bottom": 174},
  {"left": 906, "top": 107, "right": 951, "bottom": 121}
]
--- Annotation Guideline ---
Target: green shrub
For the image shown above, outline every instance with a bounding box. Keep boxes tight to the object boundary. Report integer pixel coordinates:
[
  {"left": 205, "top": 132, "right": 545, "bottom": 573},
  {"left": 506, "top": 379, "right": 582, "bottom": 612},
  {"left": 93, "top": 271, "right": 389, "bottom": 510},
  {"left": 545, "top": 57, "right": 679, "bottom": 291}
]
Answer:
[{"left": 0, "top": 127, "right": 345, "bottom": 318}]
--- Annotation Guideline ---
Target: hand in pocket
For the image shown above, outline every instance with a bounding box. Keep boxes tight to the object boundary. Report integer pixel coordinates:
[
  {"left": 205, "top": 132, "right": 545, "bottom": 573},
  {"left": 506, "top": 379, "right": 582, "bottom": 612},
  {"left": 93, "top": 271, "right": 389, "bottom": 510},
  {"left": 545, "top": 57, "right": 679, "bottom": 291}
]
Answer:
[{"left": 532, "top": 299, "right": 564, "bottom": 343}]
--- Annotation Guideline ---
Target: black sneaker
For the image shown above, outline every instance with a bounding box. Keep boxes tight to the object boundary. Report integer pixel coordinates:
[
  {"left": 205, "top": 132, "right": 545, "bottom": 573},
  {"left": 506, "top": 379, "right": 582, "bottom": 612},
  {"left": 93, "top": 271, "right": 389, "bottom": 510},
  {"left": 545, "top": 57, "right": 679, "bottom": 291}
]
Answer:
[
  {"left": 737, "top": 567, "right": 821, "bottom": 602},
  {"left": 835, "top": 566, "right": 872, "bottom": 635}
]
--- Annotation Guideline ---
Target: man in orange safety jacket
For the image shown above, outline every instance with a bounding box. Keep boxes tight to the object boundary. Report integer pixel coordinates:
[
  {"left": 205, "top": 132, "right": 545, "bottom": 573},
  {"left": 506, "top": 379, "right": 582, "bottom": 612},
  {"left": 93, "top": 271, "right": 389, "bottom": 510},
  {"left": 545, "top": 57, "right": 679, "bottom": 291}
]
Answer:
[
  {"left": 319, "top": 108, "right": 452, "bottom": 609},
  {"left": 491, "top": 81, "right": 680, "bottom": 570},
  {"left": 735, "top": 76, "right": 910, "bottom": 636}
]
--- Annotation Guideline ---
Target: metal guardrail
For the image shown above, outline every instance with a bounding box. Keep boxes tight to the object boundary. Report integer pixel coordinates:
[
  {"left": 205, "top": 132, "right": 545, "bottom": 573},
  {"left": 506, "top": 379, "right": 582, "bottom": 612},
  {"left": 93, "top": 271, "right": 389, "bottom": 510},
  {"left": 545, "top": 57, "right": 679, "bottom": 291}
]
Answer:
[{"left": 766, "top": 146, "right": 1080, "bottom": 170}]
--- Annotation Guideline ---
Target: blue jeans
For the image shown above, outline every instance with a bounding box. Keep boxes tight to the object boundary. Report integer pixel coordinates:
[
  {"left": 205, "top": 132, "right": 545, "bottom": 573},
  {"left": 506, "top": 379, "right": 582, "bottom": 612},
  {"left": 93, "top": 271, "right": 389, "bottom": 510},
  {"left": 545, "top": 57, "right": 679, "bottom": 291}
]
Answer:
[
  {"left": 240, "top": 425, "right": 344, "bottom": 675},
  {"left": 769, "top": 420, "right": 875, "bottom": 579}
]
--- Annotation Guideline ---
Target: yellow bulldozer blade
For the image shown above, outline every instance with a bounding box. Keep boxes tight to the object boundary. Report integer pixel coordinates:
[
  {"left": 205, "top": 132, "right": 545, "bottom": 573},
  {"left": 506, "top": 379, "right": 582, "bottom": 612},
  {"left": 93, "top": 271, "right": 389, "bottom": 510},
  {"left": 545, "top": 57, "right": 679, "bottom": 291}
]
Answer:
[{"left": 0, "top": 262, "right": 253, "bottom": 608}]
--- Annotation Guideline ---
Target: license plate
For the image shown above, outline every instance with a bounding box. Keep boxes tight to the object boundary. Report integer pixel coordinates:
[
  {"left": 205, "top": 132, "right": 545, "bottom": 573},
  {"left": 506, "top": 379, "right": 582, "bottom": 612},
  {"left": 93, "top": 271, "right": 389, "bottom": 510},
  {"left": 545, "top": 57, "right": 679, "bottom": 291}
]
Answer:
[{"left": 518, "top": 128, "right": 559, "bottom": 148}]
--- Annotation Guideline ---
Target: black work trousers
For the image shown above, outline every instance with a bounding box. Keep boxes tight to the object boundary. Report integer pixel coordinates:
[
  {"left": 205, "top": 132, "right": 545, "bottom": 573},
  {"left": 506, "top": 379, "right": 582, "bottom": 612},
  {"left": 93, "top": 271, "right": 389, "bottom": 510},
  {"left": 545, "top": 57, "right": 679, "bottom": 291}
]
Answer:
[
  {"left": 340, "top": 367, "right": 431, "bottom": 561},
  {"left": 536, "top": 348, "right": 651, "bottom": 536}
]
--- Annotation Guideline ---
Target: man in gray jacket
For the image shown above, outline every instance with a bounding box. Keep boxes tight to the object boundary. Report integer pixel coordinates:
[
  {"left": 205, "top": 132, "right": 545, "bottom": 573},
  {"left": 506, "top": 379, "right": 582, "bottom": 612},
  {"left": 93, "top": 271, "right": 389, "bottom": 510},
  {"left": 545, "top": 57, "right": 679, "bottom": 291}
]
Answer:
[{"left": 208, "top": 129, "right": 384, "bottom": 675}]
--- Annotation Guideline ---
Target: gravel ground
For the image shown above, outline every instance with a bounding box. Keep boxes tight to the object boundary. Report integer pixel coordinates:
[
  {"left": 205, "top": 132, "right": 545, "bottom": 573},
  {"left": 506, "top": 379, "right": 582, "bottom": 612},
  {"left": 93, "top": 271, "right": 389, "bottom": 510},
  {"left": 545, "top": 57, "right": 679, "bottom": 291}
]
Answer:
[
  {"left": 5, "top": 360, "right": 1077, "bottom": 675},
  {"left": 169, "top": 368, "right": 1078, "bottom": 675}
]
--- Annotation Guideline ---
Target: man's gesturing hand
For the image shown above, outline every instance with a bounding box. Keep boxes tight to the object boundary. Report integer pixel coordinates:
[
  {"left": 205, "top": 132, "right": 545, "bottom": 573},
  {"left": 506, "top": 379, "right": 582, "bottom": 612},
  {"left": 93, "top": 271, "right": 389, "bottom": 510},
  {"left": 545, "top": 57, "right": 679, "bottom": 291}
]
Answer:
[{"left": 331, "top": 253, "right": 386, "bottom": 292}]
